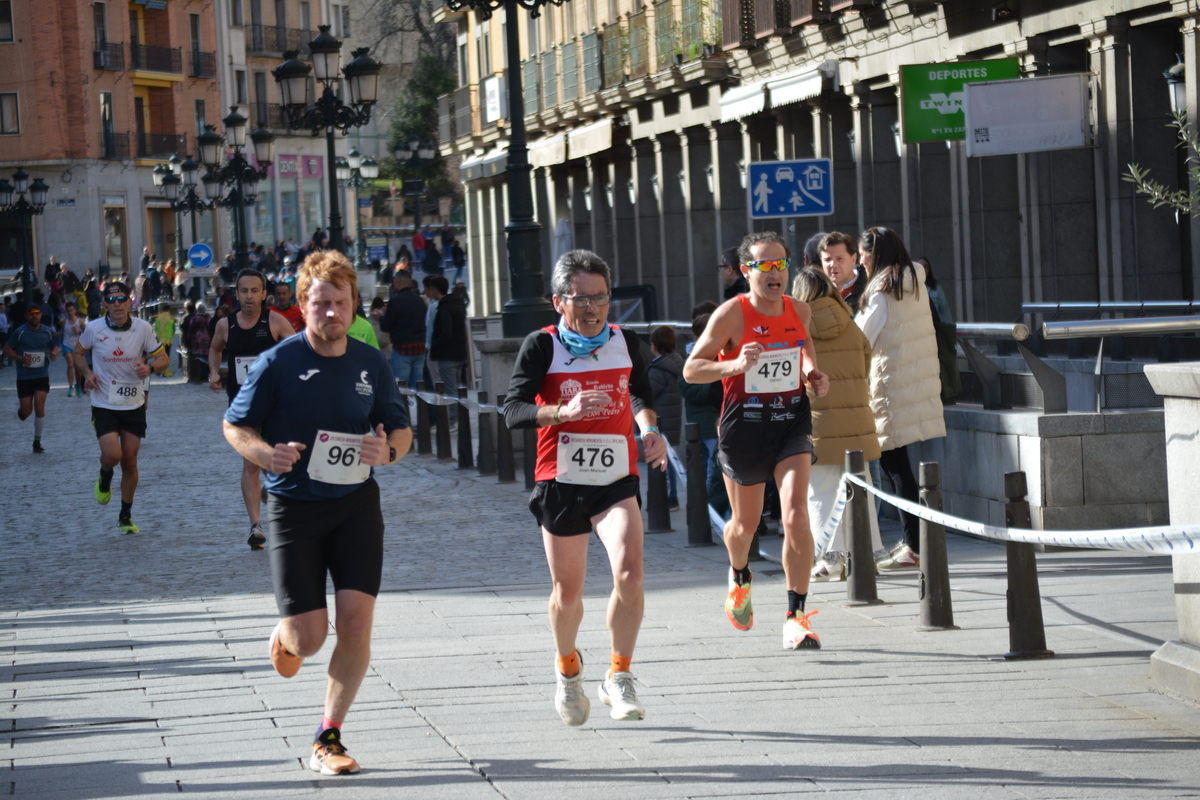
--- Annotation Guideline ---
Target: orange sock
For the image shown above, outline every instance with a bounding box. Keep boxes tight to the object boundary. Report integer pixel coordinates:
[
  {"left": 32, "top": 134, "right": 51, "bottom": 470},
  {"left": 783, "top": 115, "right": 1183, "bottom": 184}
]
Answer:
[
  {"left": 609, "top": 654, "right": 631, "bottom": 678},
  {"left": 557, "top": 650, "right": 581, "bottom": 678}
]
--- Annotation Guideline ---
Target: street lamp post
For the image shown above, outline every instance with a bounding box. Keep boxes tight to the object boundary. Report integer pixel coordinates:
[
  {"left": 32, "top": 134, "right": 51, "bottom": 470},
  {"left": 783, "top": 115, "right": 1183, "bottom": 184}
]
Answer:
[
  {"left": 446, "top": 0, "right": 562, "bottom": 337},
  {"left": 273, "top": 28, "right": 381, "bottom": 254},
  {"left": 337, "top": 148, "right": 379, "bottom": 275},
  {"left": 157, "top": 155, "right": 215, "bottom": 299},
  {"left": 0, "top": 168, "right": 49, "bottom": 303},
  {"left": 196, "top": 108, "right": 276, "bottom": 272},
  {"left": 393, "top": 136, "right": 437, "bottom": 261}
]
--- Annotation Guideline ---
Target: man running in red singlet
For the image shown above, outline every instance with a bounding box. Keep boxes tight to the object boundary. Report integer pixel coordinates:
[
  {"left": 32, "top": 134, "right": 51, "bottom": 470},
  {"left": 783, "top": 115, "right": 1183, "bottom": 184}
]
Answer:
[{"left": 684, "top": 231, "right": 830, "bottom": 650}]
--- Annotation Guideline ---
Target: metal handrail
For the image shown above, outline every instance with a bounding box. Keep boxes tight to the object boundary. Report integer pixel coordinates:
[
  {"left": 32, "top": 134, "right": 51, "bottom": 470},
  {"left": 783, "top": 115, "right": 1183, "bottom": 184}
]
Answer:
[
  {"left": 1024, "top": 301, "right": 1200, "bottom": 315},
  {"left": 957, "top": 322, "right": 1030, "bottom": 341},
  {"left": 1042, "top": 316, "right": 1200, "bottom": 340}
]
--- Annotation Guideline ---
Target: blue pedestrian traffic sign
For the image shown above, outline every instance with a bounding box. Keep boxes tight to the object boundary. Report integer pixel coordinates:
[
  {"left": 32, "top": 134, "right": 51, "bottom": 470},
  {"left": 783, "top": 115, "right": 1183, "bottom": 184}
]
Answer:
[
  {"left": 747, "top": 159, "right": 834, "bottom": 219},
  {"left": 187, "top": 242, "right": 213, "bottom": 269}
]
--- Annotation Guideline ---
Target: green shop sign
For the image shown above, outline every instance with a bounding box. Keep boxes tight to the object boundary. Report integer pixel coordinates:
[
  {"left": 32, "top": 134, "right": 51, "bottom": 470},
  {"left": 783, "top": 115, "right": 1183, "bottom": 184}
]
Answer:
[{"left": 900, "top": 60, "right": 1020, "bottom": 142}]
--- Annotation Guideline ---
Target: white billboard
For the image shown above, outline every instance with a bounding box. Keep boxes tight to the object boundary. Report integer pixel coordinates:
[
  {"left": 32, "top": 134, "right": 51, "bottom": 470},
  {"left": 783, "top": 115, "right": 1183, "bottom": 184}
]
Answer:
[{"left": 963, "top": 73, "right": 1093, "bottom": 157}]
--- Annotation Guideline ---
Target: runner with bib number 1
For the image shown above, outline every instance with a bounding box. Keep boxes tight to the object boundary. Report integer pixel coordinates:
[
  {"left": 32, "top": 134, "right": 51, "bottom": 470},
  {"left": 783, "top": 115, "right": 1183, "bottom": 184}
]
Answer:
[
  {"left": 684, "top": 231, "right": 831, "bottom": 651},
  {"left": 504, "top": 249, "right": 668, "bottom": 728},
  {"left": 72, "top": 281, "right": 169, "bottom": 534},
  {"left": 222, "top": 251, "right": 411, "bottom": 778}
]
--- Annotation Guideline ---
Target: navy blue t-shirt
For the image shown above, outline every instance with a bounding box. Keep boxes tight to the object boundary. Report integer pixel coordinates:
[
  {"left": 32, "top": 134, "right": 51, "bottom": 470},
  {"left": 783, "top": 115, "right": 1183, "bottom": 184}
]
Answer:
[
  {"left": 225, "top": 333, "right": 409, "bottom": 501},
  {"left": 10, "top": 323, "right": 57, "bottom": 380}
]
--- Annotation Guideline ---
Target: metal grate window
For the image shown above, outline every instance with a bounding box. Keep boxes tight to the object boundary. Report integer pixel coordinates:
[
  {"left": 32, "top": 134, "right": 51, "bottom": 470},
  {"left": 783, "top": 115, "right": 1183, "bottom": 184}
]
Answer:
[
  {"left": 603, "top": 24, "right": 623, "bottom": 86},
  {"left": 628, "top": 11, "right": 648, "bottom": 77},
  {"left": 680, "top": 0, "right": 703, "bottom": 61},
  {"left": 654, "top": 0, "right": 675, "bottom": 71},
  {"left": 582, "top": 31, "right": 602, "bottom": 93},
  {"left": 561, "top": 39, "right": 578, "bottom": 102},
  {"left": 522, "top": 58, "right": 541, "bottom": 112},
  {"left": 542, "top": 49, "right": 558, "bottom": 108}
]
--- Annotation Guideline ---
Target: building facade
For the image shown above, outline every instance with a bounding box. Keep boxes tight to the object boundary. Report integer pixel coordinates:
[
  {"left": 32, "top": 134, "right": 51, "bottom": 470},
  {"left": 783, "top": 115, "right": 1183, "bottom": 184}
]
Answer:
[
  {"left": 440, "top": 0, "right": 1200, "bottom": 324},
  {"left": 0, "top": 0, "right": 221, "bottom": 278}
]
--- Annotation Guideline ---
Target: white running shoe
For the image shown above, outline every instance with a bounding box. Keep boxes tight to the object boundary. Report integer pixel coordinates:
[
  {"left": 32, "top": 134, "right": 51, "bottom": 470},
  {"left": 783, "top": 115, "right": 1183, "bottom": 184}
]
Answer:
[
  {"left": 598, "top": 672, "right": 646, "bottom": 721},
  {"left": 554, "top": 664, "right": 590, "bottom": 726},
  {"left": 810, "top": 551, "right": 846, "bottom": 582}
]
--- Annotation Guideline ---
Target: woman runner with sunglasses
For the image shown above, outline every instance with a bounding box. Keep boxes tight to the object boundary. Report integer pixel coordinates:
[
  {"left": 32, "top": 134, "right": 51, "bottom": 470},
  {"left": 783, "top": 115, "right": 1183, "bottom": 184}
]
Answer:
[
  {"left": 684, "top": 231, "right": 830, "bottom": 650},
  {"left": 72, "top": 282, "right": 169, "bottom": 534}
]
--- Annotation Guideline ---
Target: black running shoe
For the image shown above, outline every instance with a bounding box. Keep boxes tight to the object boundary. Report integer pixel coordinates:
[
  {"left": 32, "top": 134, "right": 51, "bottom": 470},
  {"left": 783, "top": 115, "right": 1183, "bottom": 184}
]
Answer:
[{"left": 32, "top": 440, "right": 44, "bottom": 454}]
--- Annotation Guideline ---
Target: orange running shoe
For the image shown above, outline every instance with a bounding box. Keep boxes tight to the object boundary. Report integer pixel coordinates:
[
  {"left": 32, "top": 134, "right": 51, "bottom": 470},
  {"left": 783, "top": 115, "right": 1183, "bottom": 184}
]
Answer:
[
  {"left": 310, "top": 728, "right": 360, "bottom": 775},
  {"left": 725, "top": 567, "right": 754, "bottom": 631},
  {"left": 269, "top": 621, "right": 303, "bottom": 678},
  {"left": 783, "top": 609, "right": 821, "bottom": 650}
]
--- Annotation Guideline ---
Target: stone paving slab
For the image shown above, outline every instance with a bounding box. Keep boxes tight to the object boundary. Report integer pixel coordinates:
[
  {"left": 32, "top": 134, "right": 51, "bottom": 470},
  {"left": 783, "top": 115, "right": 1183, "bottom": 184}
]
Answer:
[{"left": 3, "top": 376, "right": 1200, "bottom": 797}]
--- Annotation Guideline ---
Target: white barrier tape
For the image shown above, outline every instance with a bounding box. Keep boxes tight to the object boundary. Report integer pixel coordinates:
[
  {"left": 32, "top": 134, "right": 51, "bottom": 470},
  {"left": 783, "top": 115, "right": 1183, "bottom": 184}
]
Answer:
[
  {"left": 415, "top": 391, "right": 459, "bottom": 407},
  {"left": 397, "top": 384, "right": 503, "bottom": 413},
  {"left": 842, "top": 473, "right": 1200, "bottom": 553}
]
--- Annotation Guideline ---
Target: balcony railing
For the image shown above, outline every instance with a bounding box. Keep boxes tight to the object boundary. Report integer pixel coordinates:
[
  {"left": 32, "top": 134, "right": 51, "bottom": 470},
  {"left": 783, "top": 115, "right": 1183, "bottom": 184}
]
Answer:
[
  {"left": 137, "top": 132, "right": 189, "bottom": 158},
  {"left": 438, "top": 93, "right": 453, "bottom": 141},
  {"left": 628, "top": 12, "right": 649, "bottom": 78},
  {"left": 452, "top": 84, "right": 475, "bottom": 140},
  {"left": 603, "top": 24, "right": 623, "bottom": 87},
  {"left": 130, "top": 44, "right": 182, "bottom": 73},
  {"left": 94, "top": 42, "right": 125, "bottom": 71},
  {"left": 191, "top": 49, "right": 217, "bottom": 78},
  {"left": 100, "top": 132, "right": 131, "bottom": 160},
  {"left": 522, "top": 60, "right": 541, "bottom": 113},
  {"left": 583, "top": 32, "right": 603, "bottom": 94},
  {"left": 655, "top": 0, "right": 676, "bottom": 71},
  {"left": 251, "top": 101, "right": 290, "bottom": 131},
  {"left": 561, "top": 40, "right": 578, "bottom": 103},
  {"left": 680, "top": 0, "right": 708, "bottom": 61},
  {"left": 247, "top": 24, "right": 315, "bottom": 56},
  {"left": 542, "top": 49, "right": 558, "bottom": 109}
]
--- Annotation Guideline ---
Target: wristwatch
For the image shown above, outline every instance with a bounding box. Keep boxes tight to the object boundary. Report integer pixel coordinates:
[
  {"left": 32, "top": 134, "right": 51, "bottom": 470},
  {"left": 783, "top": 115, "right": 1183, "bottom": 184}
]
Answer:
[{"left": 388, "top": 445, "right": 397, "bottom": 464}]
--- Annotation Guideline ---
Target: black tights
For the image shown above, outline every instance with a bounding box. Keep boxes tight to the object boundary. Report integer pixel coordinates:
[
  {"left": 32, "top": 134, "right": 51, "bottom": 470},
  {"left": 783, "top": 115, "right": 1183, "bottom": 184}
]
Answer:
[{"left": 878, "top": 446, "right": 920, "bottom": 552}]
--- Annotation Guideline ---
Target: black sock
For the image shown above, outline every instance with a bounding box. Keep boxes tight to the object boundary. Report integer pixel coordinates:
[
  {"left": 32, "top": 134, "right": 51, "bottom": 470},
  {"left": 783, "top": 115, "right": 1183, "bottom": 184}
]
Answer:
[
  {"left": 787, "top": 591, "right": 807, "bottom": 618},
  {"left": 99, "top": 468, "right": 114, "bottom": 492},
  {"left": 120, "top": 501, "right": 133, "bottom": 518},
  {"left": 732, "top": 564, "right": 753, "bottom": 586}
]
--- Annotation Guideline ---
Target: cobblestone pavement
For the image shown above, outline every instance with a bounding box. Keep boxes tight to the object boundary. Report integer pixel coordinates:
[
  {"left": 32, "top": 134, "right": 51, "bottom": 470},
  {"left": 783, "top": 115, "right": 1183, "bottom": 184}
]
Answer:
[{"left": 3, "top": 363, "right": 1200, "bottom": 799}]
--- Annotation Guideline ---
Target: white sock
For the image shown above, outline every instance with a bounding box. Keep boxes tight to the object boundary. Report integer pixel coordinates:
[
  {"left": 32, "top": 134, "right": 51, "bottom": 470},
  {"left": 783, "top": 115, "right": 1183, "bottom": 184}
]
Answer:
[{"left": 34, "top": 415, "right": 45, "bottom": 438}]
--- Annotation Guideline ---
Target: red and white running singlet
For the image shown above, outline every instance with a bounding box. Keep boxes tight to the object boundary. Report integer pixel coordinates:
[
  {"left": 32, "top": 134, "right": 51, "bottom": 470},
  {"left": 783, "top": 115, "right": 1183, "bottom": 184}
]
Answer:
[
  {"left": 717, "top": 294, "right": 809, "bottom": 448},
  {"left": 534, "top": 324, "right": 639, "bottom": 485}
]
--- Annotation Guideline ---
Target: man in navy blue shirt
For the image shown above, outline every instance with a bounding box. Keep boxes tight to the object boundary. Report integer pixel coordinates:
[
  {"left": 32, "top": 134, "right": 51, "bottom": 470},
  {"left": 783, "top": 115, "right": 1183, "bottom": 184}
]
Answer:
[
  {"left": 223, "top": 251, "right": 410, "bottom": 777},
  {"left": 3, "top": 305, "right": 60, "bottom": 453}
]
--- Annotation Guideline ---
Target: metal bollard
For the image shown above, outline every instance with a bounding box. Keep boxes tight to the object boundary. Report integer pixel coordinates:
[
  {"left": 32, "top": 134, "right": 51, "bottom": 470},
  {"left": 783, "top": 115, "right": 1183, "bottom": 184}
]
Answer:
[
  {"left": 523, "top": 428, "right": 537, "bottom": 490},
  {"left": 456, "top": 387, "right": 474, "bottom": 470},
  {"left": 684, "top": 423, "right": 712, "bottom": 546},
  {"left": 476, "top": 391, "right": 497, "bottom": 476},
  {"left": 495, "top": 394, "right": 517, "bottom": 484},
  {"left": 415, "top": 381, "right": 432, "bottom": 456},
  {"left": 645, "top": 455, "right": 674, "bottom": 534},
  {"left": 844, "top": 450, "right": 882, "bottom": 605},
  {"left": 917, "top": 462, "right": 958, "bottom": 631},
  {"left": 1004, "top": 471, "right": 1054, "bottom": 660},
  {"left": 434, "top": 382, "right": 454, "bottom": 461}
]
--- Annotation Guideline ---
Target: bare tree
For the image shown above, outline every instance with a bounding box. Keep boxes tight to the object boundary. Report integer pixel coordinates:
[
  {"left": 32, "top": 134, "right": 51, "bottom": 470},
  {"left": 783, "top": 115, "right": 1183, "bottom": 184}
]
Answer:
[{"left": 356, "top": 0, "right": 455, "bottom": 70}]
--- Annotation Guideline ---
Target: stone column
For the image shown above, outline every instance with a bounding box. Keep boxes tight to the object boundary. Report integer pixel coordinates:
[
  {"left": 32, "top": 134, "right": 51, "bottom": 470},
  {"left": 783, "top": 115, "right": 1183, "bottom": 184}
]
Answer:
[
  {"left": 1145, "top": 363, "right": 1200, "bottom": 702},
  {"left": 848, "top": 88, "right": 868, "bottom": 236}
]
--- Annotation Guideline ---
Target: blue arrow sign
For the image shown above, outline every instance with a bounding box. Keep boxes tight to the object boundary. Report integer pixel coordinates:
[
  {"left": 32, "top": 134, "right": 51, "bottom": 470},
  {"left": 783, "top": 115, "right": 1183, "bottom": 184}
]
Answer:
[
  {"left": 747, "top": 159, "right": 834, "bottom": 219},
  {"left": 187, "top": 242, "right": 214, "bottom": 269}
]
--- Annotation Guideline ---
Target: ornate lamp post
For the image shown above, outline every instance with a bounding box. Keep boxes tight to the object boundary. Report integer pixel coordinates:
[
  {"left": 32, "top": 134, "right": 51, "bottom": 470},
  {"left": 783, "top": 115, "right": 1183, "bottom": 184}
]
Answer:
[
  {"left": 337, "top": 148, "right": 380, "bottom": 275},
  {"left": 393, "top": 136, "right": 437, "bottom": 258},
  {"left": 446, "top": 0, "right": 563, "bottom": 336},
  {"left": 196, "top": 108, "right": 276, "bottom": 271},
  {"left": 273, "top": 27, "right": 381, "bottom": 254},
  {"left": 0, "top": 168, "right": 49, "bottom": 302}
]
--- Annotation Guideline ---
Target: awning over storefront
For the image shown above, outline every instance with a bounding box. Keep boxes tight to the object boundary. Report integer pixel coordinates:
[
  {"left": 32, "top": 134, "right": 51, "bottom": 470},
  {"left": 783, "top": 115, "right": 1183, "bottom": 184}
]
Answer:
[
  {"left": 529, "top": 134, "right": 567, "bottom": 168},
  {"left": 567, "top": 119, "right": 613, "bottom": 160},
  {"left": 461, "top": 144, "right": 509, "bottom": 182},
  {"left": 766, "top": 62, "right": 835, "bottom": 108},
  {"left": 719, "top": 81, "right": 766, "bottom": 123}
]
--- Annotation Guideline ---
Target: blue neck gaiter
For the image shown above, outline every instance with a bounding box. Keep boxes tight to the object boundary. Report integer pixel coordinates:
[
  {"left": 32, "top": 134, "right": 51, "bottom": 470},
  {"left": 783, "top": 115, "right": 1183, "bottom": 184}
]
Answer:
[{"left": 558, "top": 320, "right": 611, "bottom": 359}]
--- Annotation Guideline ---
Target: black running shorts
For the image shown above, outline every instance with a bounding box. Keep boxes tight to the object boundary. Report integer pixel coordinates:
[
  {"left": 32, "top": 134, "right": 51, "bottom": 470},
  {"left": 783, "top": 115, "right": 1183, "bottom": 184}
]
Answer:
[
  {"left": 267, "top": 479, "right": 385, "bottom": 617},
  {"left": 92, "top": 405, "right": 148, "bottom": 439},
  {"left": 17, "top": 377, "right": 50, "bottom": 398},
  {"left": 529, "top": 474, "right": 641, "bottom": 537},
  {"left": 718, "top": 414, "right": 815, "bottom": 487}
]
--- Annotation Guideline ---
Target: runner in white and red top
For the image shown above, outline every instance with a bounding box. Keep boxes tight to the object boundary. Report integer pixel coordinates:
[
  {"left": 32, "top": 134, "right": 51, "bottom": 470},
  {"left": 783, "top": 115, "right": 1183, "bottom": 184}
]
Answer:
[
  {"left": 73, "top": 281, "right": 169, "bottom": 534},
  {"left": 504, "top": 249, "right": 667, "bottom": 728}
]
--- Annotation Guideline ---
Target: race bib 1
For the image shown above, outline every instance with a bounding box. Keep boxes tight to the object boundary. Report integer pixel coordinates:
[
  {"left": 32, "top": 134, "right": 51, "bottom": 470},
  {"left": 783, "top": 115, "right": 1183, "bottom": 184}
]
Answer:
[
  {"left": 745, "top": 348, "right": 801, "bottom": 394},
  {"left": 107, "top": 381, "right": 144, "bottom": 407},
  {"left": 234, "top": 355, "right": 258, "bottom": 384},
  {"left": 307, "top": 429, "right": 371, "bottom": 486},
  {"left": 28, "top": 352, "right": 45, "bottom": 368},
  {"left": 555, "top": 433, "right": 629, "bottom": 486}
]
